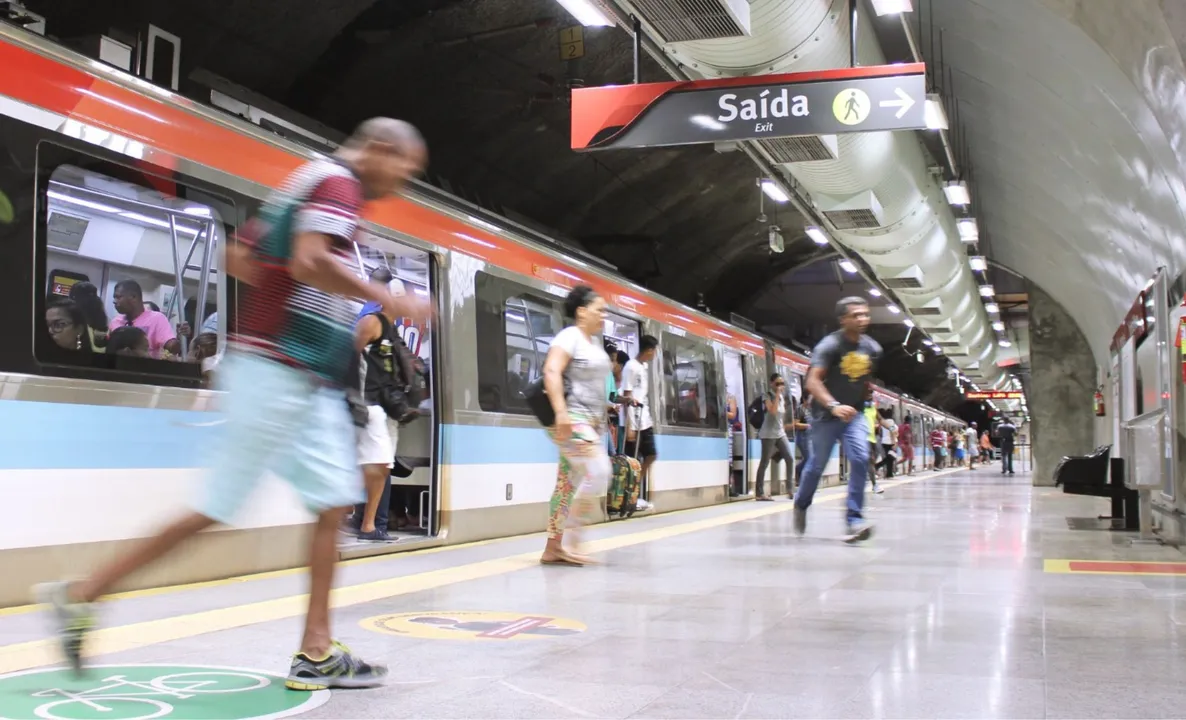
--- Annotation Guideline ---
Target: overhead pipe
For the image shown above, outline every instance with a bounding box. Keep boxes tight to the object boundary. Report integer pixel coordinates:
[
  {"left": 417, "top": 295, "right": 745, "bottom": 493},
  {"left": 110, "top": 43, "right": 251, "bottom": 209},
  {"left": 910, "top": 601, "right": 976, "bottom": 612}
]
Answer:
[{"left": 902, "top": 13, "right": 958, "bottom": 177}]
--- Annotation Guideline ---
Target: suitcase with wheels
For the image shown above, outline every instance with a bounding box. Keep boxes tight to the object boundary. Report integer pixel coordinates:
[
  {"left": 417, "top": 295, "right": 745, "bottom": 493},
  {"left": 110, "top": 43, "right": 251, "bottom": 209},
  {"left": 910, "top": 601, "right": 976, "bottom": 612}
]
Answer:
[{"left": 607, "top": 406, "right": 643, "bottom": 517}]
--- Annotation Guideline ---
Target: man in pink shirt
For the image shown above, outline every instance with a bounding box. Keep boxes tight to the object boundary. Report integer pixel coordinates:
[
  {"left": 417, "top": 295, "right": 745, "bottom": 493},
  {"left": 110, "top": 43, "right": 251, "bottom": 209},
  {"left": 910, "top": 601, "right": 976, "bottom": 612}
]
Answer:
[{"left": 110, "top": 279, "right": 179, "bottom": 358}]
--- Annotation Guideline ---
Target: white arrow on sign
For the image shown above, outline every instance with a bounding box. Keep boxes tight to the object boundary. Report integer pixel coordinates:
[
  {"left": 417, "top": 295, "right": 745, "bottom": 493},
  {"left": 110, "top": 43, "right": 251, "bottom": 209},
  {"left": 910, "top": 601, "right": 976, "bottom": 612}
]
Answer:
[{"left": 879, "top": 87, "right": 916, "bottom": 119}]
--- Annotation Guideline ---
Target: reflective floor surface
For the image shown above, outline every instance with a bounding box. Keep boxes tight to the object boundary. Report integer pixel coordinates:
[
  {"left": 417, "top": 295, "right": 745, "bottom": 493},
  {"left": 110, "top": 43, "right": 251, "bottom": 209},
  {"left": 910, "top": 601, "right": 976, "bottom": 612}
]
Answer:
[{"left": 0, "top": 465, "right": 1183, "bottom": 719}]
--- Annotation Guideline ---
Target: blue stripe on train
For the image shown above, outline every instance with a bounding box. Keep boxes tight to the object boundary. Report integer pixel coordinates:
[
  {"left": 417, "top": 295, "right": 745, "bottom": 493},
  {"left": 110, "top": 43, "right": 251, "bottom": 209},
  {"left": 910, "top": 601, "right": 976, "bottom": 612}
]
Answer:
[{"left": 441, "top": 424, "right": 729, "bottom": 465}]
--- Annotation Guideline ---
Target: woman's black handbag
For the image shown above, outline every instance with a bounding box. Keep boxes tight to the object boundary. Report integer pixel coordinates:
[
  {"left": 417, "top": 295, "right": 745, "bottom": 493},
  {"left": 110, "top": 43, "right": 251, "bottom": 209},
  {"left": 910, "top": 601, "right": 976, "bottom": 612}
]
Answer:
[{"left": 524, "top": 378, "right": 556, "bottom": 427}]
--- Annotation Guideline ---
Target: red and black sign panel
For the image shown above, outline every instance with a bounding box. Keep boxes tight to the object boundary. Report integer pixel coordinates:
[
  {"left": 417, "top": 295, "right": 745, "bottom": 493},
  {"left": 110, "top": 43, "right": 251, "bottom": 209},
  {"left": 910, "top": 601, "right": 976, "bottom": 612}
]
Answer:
[
  {"left": 572, "top": 63, "right": 927, "bottom": 152},
  {"left": 967, "top": 391, "right": 1023, "bottom": 400}
]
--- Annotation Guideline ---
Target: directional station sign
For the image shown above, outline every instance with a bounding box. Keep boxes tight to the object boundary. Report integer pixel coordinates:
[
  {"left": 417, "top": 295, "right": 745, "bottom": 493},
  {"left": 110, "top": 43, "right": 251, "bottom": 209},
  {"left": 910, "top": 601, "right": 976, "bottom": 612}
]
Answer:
[
  {"left": 572, "top": 63, "right": 927, "bottom": 152},
  {"left": 966, "top": 391, "right": 1024, "bottom": 400}
]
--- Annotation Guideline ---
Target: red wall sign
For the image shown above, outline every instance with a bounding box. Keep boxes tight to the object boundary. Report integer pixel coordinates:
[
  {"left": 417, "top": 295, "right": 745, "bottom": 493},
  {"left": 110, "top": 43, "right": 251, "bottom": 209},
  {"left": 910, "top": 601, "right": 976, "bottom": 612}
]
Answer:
[{"left": 967, "top": 391, "right": 1023, "bottom": 400}]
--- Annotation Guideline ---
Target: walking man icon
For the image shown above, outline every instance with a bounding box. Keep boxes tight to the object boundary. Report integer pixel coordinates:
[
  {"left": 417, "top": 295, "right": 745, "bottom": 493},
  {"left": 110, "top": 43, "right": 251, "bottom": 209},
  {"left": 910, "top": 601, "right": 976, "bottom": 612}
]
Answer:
[
  {"left": 844, "top": 91, "right": 860, "bottom": 121},
  {"left": 832, "top": 88, "right": 870, "bottom": 126}
]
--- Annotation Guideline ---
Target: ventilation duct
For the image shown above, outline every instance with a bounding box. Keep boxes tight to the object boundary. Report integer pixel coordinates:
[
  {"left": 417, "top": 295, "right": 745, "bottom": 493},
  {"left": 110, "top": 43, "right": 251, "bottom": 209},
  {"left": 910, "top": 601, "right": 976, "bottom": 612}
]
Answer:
[
  {"left": 631, "top": 0, "right": 751, "bottom": 43},
  {"left": 760, "top": 135, "right": 838, "bottom": 164},
  {"left": 933, "top": 333, "right": 962, "bottom": 349},
  {"left": 881, "top": 264, "right": 923, "bottom": 290},
  {"left": 815, "top": 190, "right": 884, "bottom": 229},
  {"left": 632, "top": 0, "right": 1005, "bottom": 389},
  {"left": 910, "top": 297, "right": 943, "bottom": 316}
]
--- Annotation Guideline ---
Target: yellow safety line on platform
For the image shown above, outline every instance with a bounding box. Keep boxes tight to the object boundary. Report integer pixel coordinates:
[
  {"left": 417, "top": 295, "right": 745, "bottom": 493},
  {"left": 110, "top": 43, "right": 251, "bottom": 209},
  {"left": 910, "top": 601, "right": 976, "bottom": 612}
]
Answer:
[{"left": 0, "top": 469, "right": 957, "bottom": 674}]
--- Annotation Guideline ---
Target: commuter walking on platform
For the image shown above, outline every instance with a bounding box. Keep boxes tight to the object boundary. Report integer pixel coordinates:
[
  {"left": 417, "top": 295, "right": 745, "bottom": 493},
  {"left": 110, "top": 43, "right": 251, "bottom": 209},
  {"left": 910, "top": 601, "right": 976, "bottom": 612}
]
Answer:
[
  {"left": 997, "top": 416, "right": 1017, "bottom": 475},
  {"left": 964, "top": 422, "right": 979, "bottom": 469},
  {"left": 37, "top": 118, "right": 430, "bottom": 690},
  {"left": 899, "top": 415, "right": 915, "bottom": 475},
  {"left": 755, "top": 373, "right": 794, "bottom": 501},
  {"left": 862, "top": 395, "right": 883, "bottom": 493},
  {"left": 539, "top": 285, "right": 613, "bottom": 567},
  {"left": 791, "top": 393, "right": 811, "bottom": 498},
  {"left": 619, "top": 336, "right": 658, "bottom": 512},
  {"left": 793, "top": 297, "right": 882, "bottom": 543}
]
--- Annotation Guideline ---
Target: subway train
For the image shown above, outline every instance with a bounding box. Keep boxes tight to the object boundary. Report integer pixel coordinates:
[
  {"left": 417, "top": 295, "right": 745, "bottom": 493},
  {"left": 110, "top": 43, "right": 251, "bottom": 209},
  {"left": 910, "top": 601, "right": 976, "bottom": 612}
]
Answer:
[{"left": 0, "top": 24, "right": 965, "bottom": 605}]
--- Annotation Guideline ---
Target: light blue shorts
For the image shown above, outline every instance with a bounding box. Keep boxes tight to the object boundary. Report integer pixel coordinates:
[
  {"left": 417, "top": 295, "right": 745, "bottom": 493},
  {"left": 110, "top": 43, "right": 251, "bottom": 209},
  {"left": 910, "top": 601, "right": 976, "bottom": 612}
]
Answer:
[{"left": 195, "top": 352, "right": 363, "bottom": 524}]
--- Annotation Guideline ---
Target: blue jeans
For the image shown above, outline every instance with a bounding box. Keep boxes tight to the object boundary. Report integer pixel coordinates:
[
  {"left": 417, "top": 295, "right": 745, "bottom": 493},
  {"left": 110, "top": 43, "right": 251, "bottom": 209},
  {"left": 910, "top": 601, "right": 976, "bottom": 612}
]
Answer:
[
  {"left": 793, "top": 414, "right": 869, "bottom": 525},
  {"left": 793, "top": 429, "right": 811, "bottom": 483}
]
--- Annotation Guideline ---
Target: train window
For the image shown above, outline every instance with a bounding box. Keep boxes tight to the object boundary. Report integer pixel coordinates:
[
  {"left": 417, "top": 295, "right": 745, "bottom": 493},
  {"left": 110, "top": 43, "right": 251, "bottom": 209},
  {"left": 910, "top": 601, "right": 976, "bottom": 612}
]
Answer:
[
  {"left": 474, "top": 272, "right": 562, "bottom": 414},
  {"left": 661, "top": 332, "right": 722, "bottom": 430},
  {"left": 36, "top": 153, "right": 233, "bottom": 385}
]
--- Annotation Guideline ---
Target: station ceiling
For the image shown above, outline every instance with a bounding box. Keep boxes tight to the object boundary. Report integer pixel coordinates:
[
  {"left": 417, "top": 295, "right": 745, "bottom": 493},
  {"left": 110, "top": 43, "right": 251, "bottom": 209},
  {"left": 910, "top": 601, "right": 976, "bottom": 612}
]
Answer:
[{"left": 28, "top": 0, "right": 1180, "bottom": 411}]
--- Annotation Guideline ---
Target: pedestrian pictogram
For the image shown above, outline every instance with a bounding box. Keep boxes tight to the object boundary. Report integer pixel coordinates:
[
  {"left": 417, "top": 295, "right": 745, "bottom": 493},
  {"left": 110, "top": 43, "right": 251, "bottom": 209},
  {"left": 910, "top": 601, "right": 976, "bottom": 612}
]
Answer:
[
  {"left": 362, "top": 610, "right": 587, "bottom": 641},
  {"left": 832, "top": 88, "right": 871, "bottom": 125},
  {"left": 0, "top": 665, "right": 327, "bottom": 720}
]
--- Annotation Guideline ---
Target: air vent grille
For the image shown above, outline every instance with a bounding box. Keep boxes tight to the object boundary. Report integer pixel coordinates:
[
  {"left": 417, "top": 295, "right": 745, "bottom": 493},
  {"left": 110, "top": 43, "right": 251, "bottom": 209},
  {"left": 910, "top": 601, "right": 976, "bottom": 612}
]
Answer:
[
  {"left": 730, "top": 312, "right": 756, "bottom": 331},
  {"left": 911, "top": 306, "right": 943, "bottom": 316},
  {"left": 823, "top": 209, "right": 881, "bottom": 230},
  {"left": 758, "top": 136, "right": 837, "bottom": 163},
  {"left": 882, "top": 275, "right": 923, "bottom": 289},
  {"left": 47, "top": 212, "right": 89, "bottom": 252},
  {"left": 632, "top": 0, "right": 750, "bottom": 43}
]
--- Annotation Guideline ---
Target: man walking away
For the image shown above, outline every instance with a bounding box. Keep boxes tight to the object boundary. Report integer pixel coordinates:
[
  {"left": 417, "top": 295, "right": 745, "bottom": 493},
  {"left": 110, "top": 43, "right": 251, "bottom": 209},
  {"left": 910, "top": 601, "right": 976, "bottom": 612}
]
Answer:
[
  {"left": 930, "top": 425, "right": 946, "bottom": 470},
  {"left": 791, "top": 392, "right": 811, "bottom": 498},
  {"left": 37, "top": 118, "right": 431, "bottom": 690},
  {"left": 965, "top": 422, "right": 979, "bottom": 470},
  {"left": 862, "top": 393, "right": 883, "bottom": 493},
  {"left": 620, "top": 335, "right": 658, "bottom": 511},
  {"left": 997, "top": 417, "right": 1017, "bottom": 475},
  {"left": 793, "top": 297, "right": 882, "bottom": 543}
]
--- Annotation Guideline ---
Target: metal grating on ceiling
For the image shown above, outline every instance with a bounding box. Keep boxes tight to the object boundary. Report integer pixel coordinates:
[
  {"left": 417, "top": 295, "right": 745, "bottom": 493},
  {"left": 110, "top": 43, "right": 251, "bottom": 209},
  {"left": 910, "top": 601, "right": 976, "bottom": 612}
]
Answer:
[
  {"left": 882, "top": 276, "right": 923, "bottom": 289},
  {"left": 911, "top": 306, "right": 944, "bottom": 316},
  {"left": 47, "top": 212, "right": 88, "bottom": 252},
  {"left": 758, "top": 136, "right": 837, "bottom": 163},
  {"left": 631, "top": 0, "right": 750, "bottom": 43},
  {"left": 823, "top": 209, "right": 881, "bottom": 230}
]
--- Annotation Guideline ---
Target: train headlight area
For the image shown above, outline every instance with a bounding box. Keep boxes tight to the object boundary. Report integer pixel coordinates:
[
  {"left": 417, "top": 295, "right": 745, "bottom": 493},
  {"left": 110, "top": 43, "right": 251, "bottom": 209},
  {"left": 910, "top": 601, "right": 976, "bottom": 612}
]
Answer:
[{"left": 0, "top": 3, "right": 1183, "bottom": 717}]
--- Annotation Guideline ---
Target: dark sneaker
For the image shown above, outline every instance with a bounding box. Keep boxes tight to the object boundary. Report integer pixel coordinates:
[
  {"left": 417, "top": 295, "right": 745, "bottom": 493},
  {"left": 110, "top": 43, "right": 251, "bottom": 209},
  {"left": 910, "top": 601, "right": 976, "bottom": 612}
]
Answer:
[
  {"left": 357, "top": 529, "right": 392, "bottom": 543},
  {"left": 285, "top": 641, "right": 388, "bottom": 690},
  {"left": 793, "top": 507, "right": 807, "bottom": 536},
  {"left": 36, "top": 581, "right": 96, "bottom": 675},
  {"left": 844, "top": 523, "right": 874, "bottom": 544}
]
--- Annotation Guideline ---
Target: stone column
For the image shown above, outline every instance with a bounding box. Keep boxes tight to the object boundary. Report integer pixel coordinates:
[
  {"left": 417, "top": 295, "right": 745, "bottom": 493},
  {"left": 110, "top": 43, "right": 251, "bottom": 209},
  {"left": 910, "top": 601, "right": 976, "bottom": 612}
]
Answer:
[{"left": 1028, "top": 282, "right": 1096, "bottom": 485}]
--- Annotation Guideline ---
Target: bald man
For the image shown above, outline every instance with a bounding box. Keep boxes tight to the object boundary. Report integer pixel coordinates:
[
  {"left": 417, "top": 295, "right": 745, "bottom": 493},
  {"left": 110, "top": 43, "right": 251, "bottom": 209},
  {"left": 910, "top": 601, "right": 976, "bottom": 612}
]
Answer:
[{"left": 39, "top": 118, "right": 430, "bottom": 691}]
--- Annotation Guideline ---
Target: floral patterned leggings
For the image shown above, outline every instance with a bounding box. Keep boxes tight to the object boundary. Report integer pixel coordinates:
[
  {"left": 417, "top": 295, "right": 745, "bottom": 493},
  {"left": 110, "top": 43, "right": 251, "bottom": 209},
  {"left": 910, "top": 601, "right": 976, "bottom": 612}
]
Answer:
[{"left": 547, "top": 414, "right": 611, "bottom": 540}]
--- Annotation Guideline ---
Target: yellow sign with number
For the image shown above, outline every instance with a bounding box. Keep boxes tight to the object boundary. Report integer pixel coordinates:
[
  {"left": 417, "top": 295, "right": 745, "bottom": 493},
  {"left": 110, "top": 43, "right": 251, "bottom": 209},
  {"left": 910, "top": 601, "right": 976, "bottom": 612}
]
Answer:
[{"left": 560, "top": 25, "right": 585, "bottom": 60}]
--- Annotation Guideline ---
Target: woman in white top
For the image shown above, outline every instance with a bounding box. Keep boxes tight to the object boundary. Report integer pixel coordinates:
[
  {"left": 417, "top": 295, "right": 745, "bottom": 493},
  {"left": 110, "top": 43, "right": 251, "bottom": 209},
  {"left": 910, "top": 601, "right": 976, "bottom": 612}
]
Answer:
[
  {"left": 540, "top": 285, "right": 612, "bottom": 567},
  {"left": 874, "top": 410, "right": 898, "bottom": 478}
]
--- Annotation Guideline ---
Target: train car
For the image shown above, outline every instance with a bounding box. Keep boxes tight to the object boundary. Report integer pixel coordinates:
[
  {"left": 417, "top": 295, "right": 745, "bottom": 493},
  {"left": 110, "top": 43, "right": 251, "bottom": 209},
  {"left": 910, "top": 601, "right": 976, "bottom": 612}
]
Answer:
[{"left": 0, "top": 24, "right": 960, "bottom": 605}]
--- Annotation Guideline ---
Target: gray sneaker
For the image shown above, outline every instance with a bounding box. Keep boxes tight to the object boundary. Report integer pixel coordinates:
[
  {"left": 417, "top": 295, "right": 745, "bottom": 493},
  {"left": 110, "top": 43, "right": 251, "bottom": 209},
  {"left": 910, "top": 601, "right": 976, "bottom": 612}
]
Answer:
[
  {"left": 36, "top": 581, "right": 96, "bottom": 675},
  {"left": 793, "top": 507, "right": 807, "bottom": 536},
  {"left": 286, "top": 641, "right": 388, "bottom": 691},
  {"left": 844, "top": 523, "right": 874, "bottom": 544}
]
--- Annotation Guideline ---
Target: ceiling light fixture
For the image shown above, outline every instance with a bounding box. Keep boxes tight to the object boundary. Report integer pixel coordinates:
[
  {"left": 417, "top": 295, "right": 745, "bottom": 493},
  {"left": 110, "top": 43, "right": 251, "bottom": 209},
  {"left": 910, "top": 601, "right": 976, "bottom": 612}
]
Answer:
[
  {"left": 957, "top": 217, "right": 979, "bottom": 243},
  {"left": 760, "top": 179, "right": 789, "bottom": 203},
  {"left": 903, "top": 318, "right": 915, "bottom": 328},
  {"left": 805, "top": 225, "right": 829, "bottom": 245},
  {"left": 992, "top": 321, "right": 1005, "bottom": 332},
  {"left": 870, "top": 0, "right": 913, "bottom": 15},
  {"left": 984, "top": 303, "right": 1000, "bottom": 314},
  {"left": 979, "top": 285, "right": 995, "bottom": 297},
  {"left": 925, "top": 93, "right": 949, "bottom": 130},
  {"left": 969, "top": 256, "right": 987, "bottom": 272},
  {"left": 839, "top": 259, "right": 858, "bottom": 274},
  {"left": 999, "top": 339, "right": 1013, "bottom": 348},
  {"left": 886, "top": 304, "right": 901, "bottom": 314},
  {"left": 943, "top": 180, "right": 970, "bottom": 206},
  {"left": 552, "top": 0, "right": 613, "bottom": 26},
  {"left": 868, "top": 287, "right": 882, "bottom": 297}
]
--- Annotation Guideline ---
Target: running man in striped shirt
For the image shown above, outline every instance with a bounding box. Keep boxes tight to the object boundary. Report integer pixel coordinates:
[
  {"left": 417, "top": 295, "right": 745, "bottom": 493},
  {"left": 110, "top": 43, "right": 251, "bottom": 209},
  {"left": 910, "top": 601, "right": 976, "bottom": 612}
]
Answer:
[{"left": 38, "top": 118, "right": 430, "bottom": 691}]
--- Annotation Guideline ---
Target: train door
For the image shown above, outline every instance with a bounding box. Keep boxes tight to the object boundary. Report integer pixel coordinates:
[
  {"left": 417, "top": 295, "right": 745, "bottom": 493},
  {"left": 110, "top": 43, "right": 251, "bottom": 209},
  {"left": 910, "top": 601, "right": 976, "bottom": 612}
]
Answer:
[
  {"left": 340, "top": 237, "right": 439, "bottom": 556},
  {"left": 603, "top": 311, "right": 640, "bottom": 454},
  {"left": 723, "top": 350, "right": 747, "bottom": 495}
]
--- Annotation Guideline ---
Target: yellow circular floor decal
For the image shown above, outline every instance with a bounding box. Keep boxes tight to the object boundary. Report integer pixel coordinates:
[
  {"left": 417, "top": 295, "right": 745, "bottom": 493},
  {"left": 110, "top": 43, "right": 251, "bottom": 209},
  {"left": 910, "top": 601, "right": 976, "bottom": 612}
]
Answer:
[
  {"left": 832, "top": 88, "right": 871, "bottom": 125},
  {"left": 362, "top": 611, "right": 586, "bottom": 641}
]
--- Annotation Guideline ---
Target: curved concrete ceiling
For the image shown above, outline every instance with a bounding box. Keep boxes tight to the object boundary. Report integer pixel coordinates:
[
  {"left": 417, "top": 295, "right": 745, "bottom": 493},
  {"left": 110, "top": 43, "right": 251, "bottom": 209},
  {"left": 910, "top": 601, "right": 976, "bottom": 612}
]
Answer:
[{"left": 930, "top": 0, "right": 1186, "bottom": 362}]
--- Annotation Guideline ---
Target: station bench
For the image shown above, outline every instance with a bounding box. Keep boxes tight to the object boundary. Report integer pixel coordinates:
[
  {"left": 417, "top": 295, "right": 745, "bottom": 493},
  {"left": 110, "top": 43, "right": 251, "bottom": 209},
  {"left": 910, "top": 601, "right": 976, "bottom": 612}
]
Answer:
[{"left": 1053, "top": 445, "right": 1138, "bottom": 530}]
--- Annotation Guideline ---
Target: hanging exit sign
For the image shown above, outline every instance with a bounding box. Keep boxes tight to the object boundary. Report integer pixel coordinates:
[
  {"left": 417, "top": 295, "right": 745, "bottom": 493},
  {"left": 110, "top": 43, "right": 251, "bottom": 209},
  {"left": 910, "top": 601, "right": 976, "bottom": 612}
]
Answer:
[{"left": 967, "top": 391, "right": 1023, "bottom": 400}]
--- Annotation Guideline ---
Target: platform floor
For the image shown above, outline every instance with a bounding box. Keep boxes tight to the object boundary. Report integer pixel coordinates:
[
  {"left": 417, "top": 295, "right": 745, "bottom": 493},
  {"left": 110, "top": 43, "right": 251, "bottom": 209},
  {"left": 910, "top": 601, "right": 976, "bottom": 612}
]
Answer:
[{"left": 1, "top": 465, "right": 1184, "bottom": 719}]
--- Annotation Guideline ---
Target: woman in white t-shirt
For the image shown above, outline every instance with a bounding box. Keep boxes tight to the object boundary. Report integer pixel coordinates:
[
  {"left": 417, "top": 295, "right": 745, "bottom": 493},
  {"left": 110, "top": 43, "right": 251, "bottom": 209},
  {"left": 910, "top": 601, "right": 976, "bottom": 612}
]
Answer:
[{"left": 540, "top": 285, "right": 612, "bottom": 567}]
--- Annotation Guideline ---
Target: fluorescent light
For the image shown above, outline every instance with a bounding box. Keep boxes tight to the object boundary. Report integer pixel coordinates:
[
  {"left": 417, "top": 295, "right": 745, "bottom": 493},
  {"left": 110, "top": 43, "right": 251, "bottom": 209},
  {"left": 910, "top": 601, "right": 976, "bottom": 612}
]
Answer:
[
  {"left": 886, "top": 304, "right": 901, "bottom": 314},
  {"left": 984, "top": 303, "right": 1000, "bottom": 314},
  {"left": 904, "top": 319, "right": 915, "bottom": 328},
  {"left": 999, "top": 339, "right": 1012, "bottom": 348},
  {"left": 183, "top": 206, "right": 211, "bottom": 217},
  {"left": 805, "top": 225, "right": 829, "bottom": 245},
  {"left": 979, "top": 285, "right": 995, "bottom": 297},
  {"left": 119, "top": 211, "right": 200, "bottom": 236},
  {"left": 916, "top": 351, "right": 924, "bottom": 362},
  {"left": 868, "top": 287, "right": 882, "bottom": 297},
  {"left": 870, "top": 0, "right": 913, "bottom": 15},
  {"left": 925, "top": 94, "right": 949, "bottom": 130},
  {"left": 506, "top": 312, "right": 526, "bottom": 323},
  {"left": 838, "top": 259, "right": 858, "bottom": 274},
  {"left": 47, "top": 190, "right": 120, "bottom": 214},
  {"left": 969, "top": 256, "right": 987, "bottom": 272},
  {"left": 553, "top": 0, "right": 613, "bottom": 26},
  {"left": 957, "top": 217, "right": 979, "bottom": 243},
  {"left": 761, "top": 180, "right": 789, "bottom": 203},
  {"left": 943, "top": 180, "right": 970, "bottom": 206},
  {"left": 992, "top": 321, "right": 1005, "bottom": 332},
  {"left": 933, "top": 347, "right": 943, "bottom": 354},
  {"left": 922, "top": 339, "right": 934, "bottom": 346}
]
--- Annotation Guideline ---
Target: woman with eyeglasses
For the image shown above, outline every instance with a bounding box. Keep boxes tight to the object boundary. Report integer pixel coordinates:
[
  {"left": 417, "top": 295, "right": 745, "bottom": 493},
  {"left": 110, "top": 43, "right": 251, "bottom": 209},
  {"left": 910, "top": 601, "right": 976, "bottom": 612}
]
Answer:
[
  {"left": 755, "top": 373, "right": 794, "bottom": 501},
  {"left": 46, "top": 299, "right": 95, "bottom": 353},
  {"left": 539, "top": 285, "right": 613, "bottom": 566}
]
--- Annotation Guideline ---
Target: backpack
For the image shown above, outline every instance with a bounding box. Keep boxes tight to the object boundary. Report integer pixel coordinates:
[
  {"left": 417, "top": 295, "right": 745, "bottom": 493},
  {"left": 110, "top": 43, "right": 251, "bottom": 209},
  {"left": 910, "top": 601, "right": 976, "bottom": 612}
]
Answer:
[{"left": 747, "top": 396, "right": 766, "bottom": 429}]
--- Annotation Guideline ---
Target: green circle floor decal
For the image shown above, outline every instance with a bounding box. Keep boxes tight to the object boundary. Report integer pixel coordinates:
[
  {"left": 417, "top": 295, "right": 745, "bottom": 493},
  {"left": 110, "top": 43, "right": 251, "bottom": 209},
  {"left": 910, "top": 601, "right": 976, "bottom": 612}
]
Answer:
[{"left": 0, "top": 664, "right": 328, "bottom": 720}]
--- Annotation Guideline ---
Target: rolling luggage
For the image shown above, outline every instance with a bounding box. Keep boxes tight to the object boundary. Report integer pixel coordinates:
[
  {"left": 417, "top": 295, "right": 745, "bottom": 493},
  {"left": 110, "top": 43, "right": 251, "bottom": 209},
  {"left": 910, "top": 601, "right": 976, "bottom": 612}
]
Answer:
[{"left": 608, "top": 406, "right": 642, "bottom": 518}]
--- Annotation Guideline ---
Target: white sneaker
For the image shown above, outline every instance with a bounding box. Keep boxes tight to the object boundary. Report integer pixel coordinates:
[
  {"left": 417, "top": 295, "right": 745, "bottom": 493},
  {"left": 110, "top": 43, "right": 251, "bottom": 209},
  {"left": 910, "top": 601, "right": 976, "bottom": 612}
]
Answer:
[{"left": 635, "top": 499, "right": 653, "bottom": 512}]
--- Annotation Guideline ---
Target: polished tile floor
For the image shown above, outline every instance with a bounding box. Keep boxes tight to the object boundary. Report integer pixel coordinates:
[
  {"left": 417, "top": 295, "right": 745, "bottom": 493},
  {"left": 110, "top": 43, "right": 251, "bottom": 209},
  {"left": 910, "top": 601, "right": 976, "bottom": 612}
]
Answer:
[{"left": 2, "top": 466, "right": 1185, "bottom": 719}]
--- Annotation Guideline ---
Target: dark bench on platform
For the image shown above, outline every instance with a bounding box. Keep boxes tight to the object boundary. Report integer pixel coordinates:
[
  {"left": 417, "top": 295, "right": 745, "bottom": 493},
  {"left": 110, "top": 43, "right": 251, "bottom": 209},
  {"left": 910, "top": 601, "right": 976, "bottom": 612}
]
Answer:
[{"left": 1054, "top": 446, "right": 1138, "bottom": 530}]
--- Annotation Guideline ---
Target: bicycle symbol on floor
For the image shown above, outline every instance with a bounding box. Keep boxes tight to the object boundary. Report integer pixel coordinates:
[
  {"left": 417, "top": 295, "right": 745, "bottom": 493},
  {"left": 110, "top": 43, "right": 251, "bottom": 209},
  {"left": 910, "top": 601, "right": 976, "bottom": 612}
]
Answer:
[{"left": 0, "top": 664, "right": 328, "bottom": 720}]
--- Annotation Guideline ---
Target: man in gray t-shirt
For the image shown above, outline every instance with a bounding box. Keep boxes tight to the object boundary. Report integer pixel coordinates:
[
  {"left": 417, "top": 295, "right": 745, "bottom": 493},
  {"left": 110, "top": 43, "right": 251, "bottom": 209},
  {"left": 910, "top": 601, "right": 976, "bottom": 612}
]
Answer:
[{"left": 792, "top": 296, "right": 883, "bottom": 543}]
